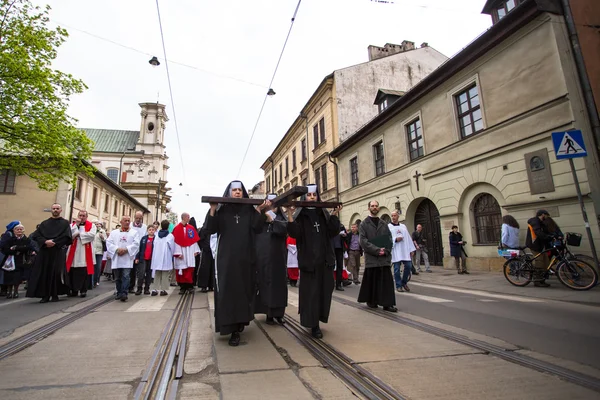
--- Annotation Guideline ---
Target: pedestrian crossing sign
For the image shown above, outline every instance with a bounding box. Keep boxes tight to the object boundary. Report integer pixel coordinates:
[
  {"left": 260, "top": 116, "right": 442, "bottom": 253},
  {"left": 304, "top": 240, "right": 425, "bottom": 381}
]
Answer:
[{"left": 552, "top": 130, "right": 587, "bottom": 159}]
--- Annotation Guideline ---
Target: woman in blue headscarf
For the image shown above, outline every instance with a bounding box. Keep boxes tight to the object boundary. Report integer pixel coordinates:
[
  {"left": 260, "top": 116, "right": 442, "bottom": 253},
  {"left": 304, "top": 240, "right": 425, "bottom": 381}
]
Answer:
[{"left": 0, "top": 220, "right": 21, "bottom": 297}]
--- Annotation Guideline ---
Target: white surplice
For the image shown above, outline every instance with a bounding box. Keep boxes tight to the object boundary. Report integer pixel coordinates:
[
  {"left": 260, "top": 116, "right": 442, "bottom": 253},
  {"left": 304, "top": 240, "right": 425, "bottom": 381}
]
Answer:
[
  {"left": 173, "top": 242, "right": 200, "bottom": 273},
  {"left": 287, "top": 243, "right": 298, "bottom": 269},
  {"left": 388, "top": 222, "right": 416, "bottom": 262},
  {"left": 151, "top": 233, "right": 175, "bottom": 277},
  {"left": 106, "top": 229, "right": 140, "bottom": 269},
  {"left": 69, "top": 223, "right": 97, "bottom": 268}
]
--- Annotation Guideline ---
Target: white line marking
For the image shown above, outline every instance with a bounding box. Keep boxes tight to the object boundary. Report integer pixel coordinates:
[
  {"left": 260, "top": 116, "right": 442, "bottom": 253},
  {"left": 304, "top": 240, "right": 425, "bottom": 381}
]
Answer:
[
  {"left": 401, "top": 293, "right": 454, "bottom": 303},
  {"left": 0, "top": 297, "right": 28, "bottom": 308},
  {"left": 409, "top": 282, "right": 544, "bottom": 303},
  {"left": 125, "top": 290, "right": 174, "bottom": 312},
  {"left": 479, "top": 299, "right": 499, "bottom": 303}
]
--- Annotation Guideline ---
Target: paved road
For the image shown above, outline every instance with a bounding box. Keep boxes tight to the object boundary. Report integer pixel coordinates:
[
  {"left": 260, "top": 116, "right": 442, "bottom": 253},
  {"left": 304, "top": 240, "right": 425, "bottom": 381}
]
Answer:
[{"left": 334, "top": 279, "right": 600, "bottom": 370}]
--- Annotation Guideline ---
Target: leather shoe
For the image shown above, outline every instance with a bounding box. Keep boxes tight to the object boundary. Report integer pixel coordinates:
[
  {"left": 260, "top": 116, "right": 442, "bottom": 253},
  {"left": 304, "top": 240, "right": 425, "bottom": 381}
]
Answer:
[
  {"left": 396, "top": 287, "right": 404, "bottom": 293},
  {"left": 311, "top": 326, "right": 323, "bottom": 339},
  {"left": 383, "top": 306, "right": 398, "bottom": 312},
  {"left": 367, "top": 303, "right": 378, "bottom": 308},
  {"left": 135, "top": 289, "right": 142, "bottom": 296},
  {"left": 335, "top": 285, "right": 345, "bottom": 291},
  {"left": 121, "top": 295, "right": 128, "bottom": 302},
  {"left": 160, "top": 290, "right": 168, "bottom": 296},
  {"left": 265, "top": 317, "right": 275, "bottom": 325},
  {"left": 534, "top": 281, "right": 551, "bottom": 287},
  {"left": 50, "top": 296, "right": 60, "bottom": 302},
  {"left": 229, "top": 332, "right": 240, "bottom": 346},
  {"left": 402, "top": 284, "right": 410, "bottom": 292},
  {"left": 463, "top": 271, "right": 470, "bottom": 275},
  {"left": 79, "top": 292, "right": 87, "bottom": 298},
  {"left": 40, "top": 297, "right": 49, "bottom": 303},
  {"left": 276, "top": 317, "right": 285, "bottom": 325}
]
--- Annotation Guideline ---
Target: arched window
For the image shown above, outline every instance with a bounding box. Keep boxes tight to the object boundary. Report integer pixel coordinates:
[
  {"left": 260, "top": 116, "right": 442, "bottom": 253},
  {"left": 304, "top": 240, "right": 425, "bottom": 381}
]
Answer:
[
  {"left": 380, "top": 214, "right": 391, "bottom": 224},
  {"left": 106, "top": 168, "right": 119, "bottom": 183},
  {"left": 472, "top": 193, "right": 502, "bottom": 244}
]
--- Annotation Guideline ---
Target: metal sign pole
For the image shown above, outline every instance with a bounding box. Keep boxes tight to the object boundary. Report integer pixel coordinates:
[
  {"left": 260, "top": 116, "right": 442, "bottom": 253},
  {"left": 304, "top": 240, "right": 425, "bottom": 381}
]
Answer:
[{"left": 568, "top": 158, "right": 600, "bottom": 270}]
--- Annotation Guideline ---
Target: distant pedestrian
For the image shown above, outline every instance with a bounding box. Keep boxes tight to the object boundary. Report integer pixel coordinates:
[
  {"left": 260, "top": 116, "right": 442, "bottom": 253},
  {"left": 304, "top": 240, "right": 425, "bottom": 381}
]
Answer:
[
  {"left": 0, "top": 220, "right": 20, "bottom": 297},
  {"left": 412, "top": 224, "right": 431, "bottom": 273},
  {"left": 106, "top": 216, "right": 140, "bottom": 302},
  {"left": 1, "top": 224, "right": 37, "bottom": 299},
  {"left": 500, "top": 215, "right": 520, "bottom": 249},
  {"left": 346, "top": 223, "right": 362, "bottom": 285},
  {"left": 526, "top": 210, "right": 553, "bottom": 287},
  {"left": 449, "top": 225, "right": 469, "bottom": 274},
  {"left": 172, "top": 213, "right": 200, "bottom": 294},
  {"left": 389, "top": 211, "right": 415, "bottom": 293},
  {"left": 92, "top": 221, "right": 106, "bottom": 287},
  {"left": 197, "top": 225, "right": 215, "bottom": 293}
]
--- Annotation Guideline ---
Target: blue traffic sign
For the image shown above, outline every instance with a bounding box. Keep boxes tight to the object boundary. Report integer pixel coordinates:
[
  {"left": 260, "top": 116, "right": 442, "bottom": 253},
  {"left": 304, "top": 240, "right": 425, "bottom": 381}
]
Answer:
[{"left": 552, "top": 130, "right": 587, "bottom": 159}]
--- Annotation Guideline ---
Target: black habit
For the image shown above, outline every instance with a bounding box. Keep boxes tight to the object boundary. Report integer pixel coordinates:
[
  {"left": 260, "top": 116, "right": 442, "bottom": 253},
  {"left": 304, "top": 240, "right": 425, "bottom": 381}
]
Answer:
[
  {"left": 197, "top": 226, "right": 215, "bottom": 290},
  {"left": 288, "top": 207, "right": 340, "bottom": 328},
  {"left": 26, "top": 217, "right": 72, "bottom": 299},
  {"left": 205, "top": 183, "right": 266, "bottom": 335},
  {"left": 1, "top": 234, "right": 37, "bottom": 285},
  {"left": 254, "top": 212, "right": 288, "bottom": 318}
]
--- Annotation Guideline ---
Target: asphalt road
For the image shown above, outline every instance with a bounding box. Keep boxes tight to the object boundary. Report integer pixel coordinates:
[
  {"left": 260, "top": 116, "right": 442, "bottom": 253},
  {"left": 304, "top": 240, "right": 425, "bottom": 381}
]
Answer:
[{"left": 334, "top": 280, "right": 600, "bottom": 370}]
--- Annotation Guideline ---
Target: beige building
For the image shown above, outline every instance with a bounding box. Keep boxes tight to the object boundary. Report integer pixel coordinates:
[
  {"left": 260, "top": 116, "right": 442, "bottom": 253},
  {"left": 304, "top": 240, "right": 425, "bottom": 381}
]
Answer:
[
  {"left": 330, "top": 0, "right": 600, "bottom": 270},
  {"left": 261, "top": 42, "right": 448, "bottom": 201}
]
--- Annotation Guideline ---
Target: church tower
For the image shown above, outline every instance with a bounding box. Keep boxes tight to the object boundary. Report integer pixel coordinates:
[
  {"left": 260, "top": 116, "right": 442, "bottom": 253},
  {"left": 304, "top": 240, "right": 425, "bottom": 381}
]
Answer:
[{"left": 138, "top": 102, "right": 169, "bottom": 150}]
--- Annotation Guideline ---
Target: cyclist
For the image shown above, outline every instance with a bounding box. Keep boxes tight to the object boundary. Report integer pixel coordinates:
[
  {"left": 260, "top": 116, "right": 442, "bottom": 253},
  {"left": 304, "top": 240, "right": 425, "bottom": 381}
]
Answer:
[{"left": 526, "top": 210, "right": 553, "bottom": 287}]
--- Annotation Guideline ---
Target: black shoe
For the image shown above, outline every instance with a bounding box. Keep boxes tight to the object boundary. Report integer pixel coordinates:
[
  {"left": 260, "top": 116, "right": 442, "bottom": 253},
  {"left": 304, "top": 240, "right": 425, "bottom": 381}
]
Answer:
[
  {"left": 265, "top": 317, "right": 275, "bottom": 325},
  {"left": 115, "top": 293, "right": 123, "bottom": 301},
  {"left": 6, "top": 292, "right": 13, "bottom": 299},
  {"left": 238, "top": 325, "right": 245, "bottom": 333},
  {"left": 402, "top": 284, "right": 410, "bottom": 292},
  {"left": 40, "top": 297, "right": 49, "bottom": 303},
  {"left": 68, "top": 291, "right": 78, "bottom": 297},
  {"left": 463, "top": 271, "right": 470, "bottom": 275},
  {"left": 160, "top": 290, "right": 168, "bottom": 296},
  {"left": 128, "top": 289, "right": 135, "bottom": 294},
  {"left": 457, "top": 270, "right": 463, "bottom": 274},
  {"left": 80, "top": 292, "right": 87, "bottom": 298},
  {"left": 151, "top": 290, "right": 158, "bottom": 296},
  {"left": 135, "top": 289, "right": 142, "bottom": 296},
  {"left": 200, "top": 288, "right": 208, "bottom": 293},
  {"left": 290, "top": 281, "right": 297, "bottom": 287},
  {"left": 121, "top": 295, "right": 128, "bottom": 302},
  {"left": 367, "top": 303, "right": 378, "bottom": 309},
  {"left": 229, "top": 332, "right": 240, "bottom": 346},
  {"left": 311, "top": 326, "right": 323, "bottom": 339},
  {"left": 50, "top": 296, "right": 60, "bottom": 302},
  {"left": 335, "top": 285, "right": 345, "bottom": 291},
  {"left": 179, "top": 289, "right": 186, "bottom": 295},
  {"left": 354, "top": 281, "right": 361, "bottom": 285},
  {"left": 276, "top": 317, "right": 285, "bottom": 325},
  {"left": 13, "top": 292, "right": 19, "bottom": 299},
  {"left": 144, "top": 289, "right": 151, "bottom": 295},
  {"left": 342, "top": 280, "right": 352, "bottom": 287},
  {"left": 534, "top": 281, "right": 551, "bottom": 288},
  {"left": 413, "top": 271, "right": 420, "bottom": 275},
  {"left": 383, "top": 306, "right": 398, "bottom": 312}
]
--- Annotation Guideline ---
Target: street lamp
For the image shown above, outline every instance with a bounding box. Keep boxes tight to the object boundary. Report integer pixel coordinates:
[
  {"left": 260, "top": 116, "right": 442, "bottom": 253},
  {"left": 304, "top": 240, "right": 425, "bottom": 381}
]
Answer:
[
  {"left": 267, "top": 88, "right": 276, "bottom": 96},
  {"left": 149, "top": 56, "right": 160, "bottom": 67}
]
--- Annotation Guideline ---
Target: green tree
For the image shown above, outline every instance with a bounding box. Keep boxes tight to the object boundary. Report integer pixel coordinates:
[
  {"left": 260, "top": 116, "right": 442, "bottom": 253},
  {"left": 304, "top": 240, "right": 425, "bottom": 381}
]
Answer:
[{"left": 0, "top": 0, "right": 94, "bottom": 191}]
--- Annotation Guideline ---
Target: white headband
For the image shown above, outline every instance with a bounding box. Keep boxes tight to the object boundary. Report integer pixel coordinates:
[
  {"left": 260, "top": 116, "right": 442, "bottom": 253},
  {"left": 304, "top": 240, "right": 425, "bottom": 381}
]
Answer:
[
  {"left": 267, "top": 194, "right": 276, "bottom": 200},
  {"left": 231, "top": 181, "right": 242, "bottom": 189},
  {"left": 307, "top": 184, "right": 317, "bottom": 194}
]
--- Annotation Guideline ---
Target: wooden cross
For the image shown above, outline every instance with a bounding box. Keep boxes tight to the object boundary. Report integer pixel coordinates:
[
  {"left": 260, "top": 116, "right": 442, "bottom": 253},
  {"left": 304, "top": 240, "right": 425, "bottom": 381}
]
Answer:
[
  {"left": 413, "top": 170, "right": 422, "bottom": 191},
  {"left": 201, "top": 186, "right": 342, "bottom": 208},
  {"left": 234, "top": 215, "right": 240, "bottom": 224},
  {"left": 314, "top": 222, "right": 320, "bottom": 233}
]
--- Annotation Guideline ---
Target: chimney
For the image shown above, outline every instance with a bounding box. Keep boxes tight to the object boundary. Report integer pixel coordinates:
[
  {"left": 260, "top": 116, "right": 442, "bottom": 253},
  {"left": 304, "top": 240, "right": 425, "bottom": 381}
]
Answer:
[
  {"left": 420, "top": 42, "right": 429, "bottom": 48},
  {"left": 367, "top": 41, "right": 418, "bottom": 61}
]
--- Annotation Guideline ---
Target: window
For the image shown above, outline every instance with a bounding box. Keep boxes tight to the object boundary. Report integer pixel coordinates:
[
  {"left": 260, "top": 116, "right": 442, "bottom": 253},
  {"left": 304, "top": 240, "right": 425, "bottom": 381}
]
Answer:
[
  {"left": 472, "top": 193, "right": 502, "bottom": 244},
  {"left": 274, "top": 170, "right": 277, "bottom": 188},
  {"left": 321, "top": 164, "right": 328, "bottom": 191},
  {"left": 0, "top": 170, "right": 16, "bottom": 193},
  {"left": 106, "top": 168, "right": 119, "bottom": 183},
  {"left": 75, "top": 178, "right": 83, "bottom": 200},
  {"left": 113, "top": 200, "right": 118, "bottom": 217},
  {"left": 350, "top": 157, "right": 359, "bottom": 187},
  {"left": 266, "top": 176, "right": 271, "bottom": 193},
  {"left": 122, "top": 204, "right": 126, "bottom": 216},
  {"left": 406, "top": 118, "right": 424, "bottom": 161},
  {"left": 313, "top": 124, "right": 319, "bottom": 149},
  {"left": 319, "top": 117, "right": 325, "bottom": 143},
  {"left": 279, "top": 164, "right": 282, "bottom": 183},
  {"left": 378, "top": 98, "right": 388, "bottom": 113},
  {"left": 301, "top": 139, "right": 307, "bottom": 161},
  {"left": 493, "top": 0, "right": 519, "bottom": 23},
  {"left": 302, "top": 177, "right": 308, "bottom": 187},
  {"left": 314, "top": 167, "right": 321, "bottom": 190},
  {"left": 285, "top": 157, "right": 289, "bottom": 177},
  {"left": 91, "top": 187, "right": 98, "bottom": 208},
  {"left": 104, "top": 194, "right": 109, "bottom": 213},
  {"left": 373, "top": 141, "right": 385, "bottom": 177},
  {"left": 292, "top": 149, "right": 297, "bottom": 170},
  {"left": 455, "top": 84, "right": 483, "bottom": 138}
]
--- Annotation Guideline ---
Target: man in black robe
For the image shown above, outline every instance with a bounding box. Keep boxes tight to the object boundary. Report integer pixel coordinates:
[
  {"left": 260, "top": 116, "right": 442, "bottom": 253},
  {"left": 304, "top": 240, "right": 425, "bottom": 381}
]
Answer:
[
  {"left": 254, "top": 194, "right": 288, "bottom": 325},
  {"left": 197, "top": 224, "right": 215, "bottom": 293},
  {"left": 287, "top": 184, "right": 342, "bottom": 339},
  {"left": 357, "top": 200, "right": 397, "bottom": 312},
  {"left": 206, "top": 181, "right": 270, "bottom": 346},
  {"left": 188, "top": 216, "right": 201, "bottom": 288},
  {"left": 26, "top": 203, "right": 72, "bottom": 303}
]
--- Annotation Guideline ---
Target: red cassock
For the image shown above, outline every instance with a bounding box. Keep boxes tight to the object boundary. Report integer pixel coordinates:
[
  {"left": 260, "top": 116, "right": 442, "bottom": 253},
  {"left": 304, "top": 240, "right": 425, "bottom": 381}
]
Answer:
[{"left": 66, "top": 221, "right": 95, "bottom": 275}]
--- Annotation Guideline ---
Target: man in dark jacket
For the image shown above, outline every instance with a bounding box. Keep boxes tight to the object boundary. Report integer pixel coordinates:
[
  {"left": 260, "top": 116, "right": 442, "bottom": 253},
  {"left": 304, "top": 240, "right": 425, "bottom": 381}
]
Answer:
[
  {"left": 449, "top": 226, "right": 468, "bottom": 274},
  {"left": 526, "top": 210, "right": 552, "bottom": 287},
  {"left": 357, "top": 200, "right": 397, "bottom": 312}
]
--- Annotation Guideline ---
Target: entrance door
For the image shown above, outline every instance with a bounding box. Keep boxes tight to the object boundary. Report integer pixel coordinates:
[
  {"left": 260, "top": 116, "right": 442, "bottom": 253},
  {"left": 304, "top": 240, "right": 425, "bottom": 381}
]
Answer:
[{"left": 414, "top": 199, "right": 444, "bottom": 266}]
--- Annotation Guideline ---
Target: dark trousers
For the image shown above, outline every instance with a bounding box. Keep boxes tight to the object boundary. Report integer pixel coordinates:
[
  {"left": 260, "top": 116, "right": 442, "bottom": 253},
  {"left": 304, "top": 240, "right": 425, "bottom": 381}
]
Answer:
[
  {"left": 137, "top": 260, "right": 153, "bottom": 290},
  {"left": 334, "top": 248, "right": 344, "bottom": 286},
  {"left": 94, "top": 254, "right": 103, "bottom": 286},
  {"left": 114, "top": 268, "right": 131, "bottom": 297}
]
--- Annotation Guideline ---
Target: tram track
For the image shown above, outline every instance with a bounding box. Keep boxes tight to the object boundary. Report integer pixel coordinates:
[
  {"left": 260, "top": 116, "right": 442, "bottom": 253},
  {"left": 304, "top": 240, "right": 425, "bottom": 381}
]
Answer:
[
  {"left": 134, "top": 291, "right": 194, "bottom": 400},
  {"left": 0, "top": 295, "right": 114, "bottom": 361},
  {"left": 281, "top": 314, "right": 406, "bottom": 400},
  {"left": 331, "top": 293, "right": 600, "bottom": 393}
]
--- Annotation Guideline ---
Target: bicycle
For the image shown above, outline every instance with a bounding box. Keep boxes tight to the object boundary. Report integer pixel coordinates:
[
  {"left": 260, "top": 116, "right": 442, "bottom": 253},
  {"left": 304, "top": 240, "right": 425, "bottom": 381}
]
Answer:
[{"left": 501, "top": 236, "right": 598, "bottom": 290}]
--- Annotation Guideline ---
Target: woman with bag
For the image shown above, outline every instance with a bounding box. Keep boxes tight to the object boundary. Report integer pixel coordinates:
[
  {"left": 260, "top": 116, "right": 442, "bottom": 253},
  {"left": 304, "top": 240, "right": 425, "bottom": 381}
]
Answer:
[{"left": 2, "top": 224, "right": 37, "bottom": 299}]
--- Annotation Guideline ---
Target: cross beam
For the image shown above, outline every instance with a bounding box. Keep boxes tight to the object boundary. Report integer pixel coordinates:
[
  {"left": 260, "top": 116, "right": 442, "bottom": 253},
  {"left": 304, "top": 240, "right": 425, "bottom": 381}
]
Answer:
[{"left": 200, "top": 186, "right": 341, "bottom": 208}]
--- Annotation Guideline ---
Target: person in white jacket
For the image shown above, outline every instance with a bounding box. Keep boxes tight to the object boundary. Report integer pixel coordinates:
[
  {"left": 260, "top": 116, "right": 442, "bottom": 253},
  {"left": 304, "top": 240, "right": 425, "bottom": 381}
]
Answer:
[
  {"left": 150, "top": 220, "right": 175, "bottom": 296},
  {"left": 388, "top": 210, "right": 416, "bottom": 293},
  {"left": 501, "top": 215, "right": 520, "bottom": 249},
  {"left": 106, "top": 216, "right": 140, "bottom": 302}
]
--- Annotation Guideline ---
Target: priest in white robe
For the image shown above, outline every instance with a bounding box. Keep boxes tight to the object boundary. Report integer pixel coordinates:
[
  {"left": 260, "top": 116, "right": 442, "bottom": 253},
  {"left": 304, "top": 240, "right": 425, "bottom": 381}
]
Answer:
[
  {"left": 106, "top": 216, "right": 140, "bottom": 302},
  {"left": 151, "top": 220, "right": 175, "bottom": 296},
  {"left": 389, "top": 210, "right": 416, "bottom": 293},
  {"left": 172, "top": 212, "right": 200, "bottom": 294},
  {"left": 66, "top": 210, "right": 97, "bottom": 298}
]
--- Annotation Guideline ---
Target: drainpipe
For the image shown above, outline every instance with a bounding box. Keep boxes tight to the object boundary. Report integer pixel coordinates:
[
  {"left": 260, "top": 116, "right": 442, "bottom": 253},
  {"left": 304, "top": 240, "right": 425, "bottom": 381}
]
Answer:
[
  {"left": 69, "top": 182, "right": 76, "bottom": 222},
  {"left": 560, "top": 0, "right": 600, "bottom": 153},
  {"left": 268, "top": 156, "right": 274, "bottom": 192},
  {"left": 328, "top": 153, "right": 340, "bottom": 201}
]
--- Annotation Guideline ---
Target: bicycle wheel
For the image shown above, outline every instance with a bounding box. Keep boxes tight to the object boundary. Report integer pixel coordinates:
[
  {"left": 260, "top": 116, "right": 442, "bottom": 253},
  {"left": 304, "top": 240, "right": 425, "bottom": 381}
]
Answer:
[
  {"left": 503, "top": 258, "right": 532, "bottom": 287},
  {"left": 556, "top": 259, "right": 598, "bottom": 290}
]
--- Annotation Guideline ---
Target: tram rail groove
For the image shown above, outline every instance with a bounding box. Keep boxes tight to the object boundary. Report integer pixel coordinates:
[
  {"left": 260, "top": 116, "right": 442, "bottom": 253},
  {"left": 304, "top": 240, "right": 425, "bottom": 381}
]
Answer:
[
  {"left": 332, "top": 294, "right": 600, "bottom": 393},
  {"left": 282, "top": 314, "right": 406, "bottom": 400},
  {"left": 0, "top": 295, "right": 114, "bottom": 361},
  {"left": 134, "top": 291, "right": 194, "bottom": 400}
]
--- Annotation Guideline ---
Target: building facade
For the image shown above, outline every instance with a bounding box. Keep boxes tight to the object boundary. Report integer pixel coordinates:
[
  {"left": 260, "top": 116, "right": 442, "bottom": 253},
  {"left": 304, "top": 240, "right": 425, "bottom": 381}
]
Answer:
[
  {"left": 331, "top": 0, "right": 600, "bottom": 270},
  {"left": 261, "top": 43, "right": 448, "bottom": 201}
]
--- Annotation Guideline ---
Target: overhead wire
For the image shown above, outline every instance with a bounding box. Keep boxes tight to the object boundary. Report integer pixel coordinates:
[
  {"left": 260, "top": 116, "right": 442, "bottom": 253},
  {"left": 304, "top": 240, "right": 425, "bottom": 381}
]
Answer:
[
  {"left": 155, "top": 0, "right": 186, "bottom": 186},
  {"left": 235, "top": 0, "right": 303, "bottom": 178}
]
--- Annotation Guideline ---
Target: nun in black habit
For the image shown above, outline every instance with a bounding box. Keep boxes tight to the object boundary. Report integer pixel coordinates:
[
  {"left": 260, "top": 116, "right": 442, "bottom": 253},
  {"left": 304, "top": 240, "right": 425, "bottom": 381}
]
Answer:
[
  {"left": 197, "top": 223, "right": 215, "bottom": 292},
  {"left": 254, "top": 194, "right": 288, "bottom": 324},
  {"left": 205, "top": 181, "right": 270, "bottom": 346},
  {"left": 286, "top": 184, "right": 342, "bottom": 339}
]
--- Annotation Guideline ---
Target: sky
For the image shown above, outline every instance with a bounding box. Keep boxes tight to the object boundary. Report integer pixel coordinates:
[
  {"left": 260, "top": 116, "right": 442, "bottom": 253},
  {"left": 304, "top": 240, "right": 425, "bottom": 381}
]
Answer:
[{"left": 39, "top": 0, "right": 492, "bottom": 219}]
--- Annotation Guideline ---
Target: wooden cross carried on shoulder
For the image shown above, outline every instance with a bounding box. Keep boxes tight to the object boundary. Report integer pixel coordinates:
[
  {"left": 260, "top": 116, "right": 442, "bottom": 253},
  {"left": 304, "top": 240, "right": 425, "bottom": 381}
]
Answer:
[{"left": 201, "top": 186, "right": 342, "bottom": 208}]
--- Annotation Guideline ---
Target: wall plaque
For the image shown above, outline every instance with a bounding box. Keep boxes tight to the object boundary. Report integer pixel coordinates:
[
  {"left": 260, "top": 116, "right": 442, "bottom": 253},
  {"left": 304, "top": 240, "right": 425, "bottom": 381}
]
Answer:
[{"left": 524, "top": 149, "right": 555, "bottom": 195}]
